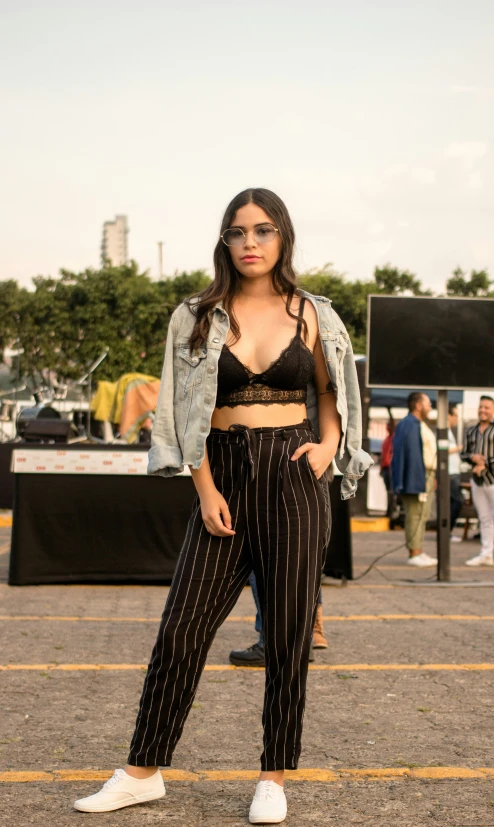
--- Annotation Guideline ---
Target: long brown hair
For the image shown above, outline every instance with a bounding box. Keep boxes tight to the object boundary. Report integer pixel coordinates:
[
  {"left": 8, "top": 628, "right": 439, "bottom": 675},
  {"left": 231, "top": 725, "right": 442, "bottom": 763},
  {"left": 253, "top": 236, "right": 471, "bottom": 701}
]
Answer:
[{"left": 186, "top": 187, "right": 308, "bottom": 353}]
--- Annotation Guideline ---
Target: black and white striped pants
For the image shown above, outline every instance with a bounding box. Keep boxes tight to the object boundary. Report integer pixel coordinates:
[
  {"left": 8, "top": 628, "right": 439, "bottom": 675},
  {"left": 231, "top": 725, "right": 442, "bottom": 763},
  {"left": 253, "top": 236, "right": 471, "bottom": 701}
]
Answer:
[{"left": 127, "top": 418, "right": 331, "bottom": 771}]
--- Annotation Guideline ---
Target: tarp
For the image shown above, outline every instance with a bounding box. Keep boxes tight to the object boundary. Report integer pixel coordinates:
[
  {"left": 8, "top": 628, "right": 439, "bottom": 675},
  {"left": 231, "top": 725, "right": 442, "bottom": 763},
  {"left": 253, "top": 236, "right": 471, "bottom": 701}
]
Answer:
[
  {"left": 90, "top": 380, "right": 118, "bottom": 421},
  {"left": 91, "top": 373, "right": 160, "bottom": 443},
  {"left": 370, "top": 388, "right": 464, "bottom": 409}
]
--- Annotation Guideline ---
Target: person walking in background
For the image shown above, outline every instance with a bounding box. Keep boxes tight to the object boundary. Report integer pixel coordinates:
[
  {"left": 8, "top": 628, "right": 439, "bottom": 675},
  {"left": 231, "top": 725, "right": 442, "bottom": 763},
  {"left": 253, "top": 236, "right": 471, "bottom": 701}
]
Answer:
[
  {"left": 448, "top": 403, "right": 463, "bottom": 543},
  {"left": 229, "top": 571, "right": 267, "bottom": 667},
  {"left": 229, "top": 574, "right": 326, "bottom": 668},
  {"left": 380, "top": 419, "right": 395, "bottom": 519},
  {"left": 461, "top": 396, "right": 494, "bottom": 567},
  {"left": 391, "top": 393, "right": 437, "bottom": 567}
]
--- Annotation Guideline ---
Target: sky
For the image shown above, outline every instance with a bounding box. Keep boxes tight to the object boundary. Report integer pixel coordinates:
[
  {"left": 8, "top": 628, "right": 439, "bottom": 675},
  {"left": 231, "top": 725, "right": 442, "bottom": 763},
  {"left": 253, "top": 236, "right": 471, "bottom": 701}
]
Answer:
[{"left": 1, "top": 0, "right": 493, "bottom": 293}]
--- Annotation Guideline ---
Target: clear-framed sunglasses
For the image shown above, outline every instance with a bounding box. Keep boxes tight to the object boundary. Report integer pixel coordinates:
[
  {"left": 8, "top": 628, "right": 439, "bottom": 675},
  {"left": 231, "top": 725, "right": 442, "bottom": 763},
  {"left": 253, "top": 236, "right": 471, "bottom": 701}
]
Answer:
[{"left": 221, "top": 223, "right": 279, "bottom": 247}]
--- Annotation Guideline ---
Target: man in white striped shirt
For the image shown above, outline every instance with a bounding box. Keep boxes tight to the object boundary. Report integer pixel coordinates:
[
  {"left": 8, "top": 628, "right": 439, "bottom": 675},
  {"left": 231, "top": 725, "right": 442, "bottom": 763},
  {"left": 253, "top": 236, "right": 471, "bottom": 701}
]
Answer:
[{"left": 461, "top": 396, "right": 494, "bottom": 566}]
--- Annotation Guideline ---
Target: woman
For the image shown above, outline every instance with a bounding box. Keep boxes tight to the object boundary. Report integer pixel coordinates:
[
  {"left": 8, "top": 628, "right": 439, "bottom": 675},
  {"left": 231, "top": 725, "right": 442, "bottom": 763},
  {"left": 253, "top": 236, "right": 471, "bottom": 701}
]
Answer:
[{"left": 74, "top": 188, "right": 372, "bottom": 823}]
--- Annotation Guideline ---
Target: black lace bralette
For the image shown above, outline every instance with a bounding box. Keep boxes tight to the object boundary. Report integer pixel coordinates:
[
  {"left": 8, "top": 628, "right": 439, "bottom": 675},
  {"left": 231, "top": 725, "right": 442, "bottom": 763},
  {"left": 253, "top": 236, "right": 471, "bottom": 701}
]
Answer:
[{"left": 215, "top": 297, "right": 316, "bottom": 408}]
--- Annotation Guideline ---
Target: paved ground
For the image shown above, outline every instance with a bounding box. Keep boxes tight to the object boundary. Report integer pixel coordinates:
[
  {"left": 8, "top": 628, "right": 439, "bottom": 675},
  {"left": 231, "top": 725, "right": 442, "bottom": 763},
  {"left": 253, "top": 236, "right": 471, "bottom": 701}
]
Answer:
[{"left": 0, "top": 521, "right": 493, "bottom": 826}]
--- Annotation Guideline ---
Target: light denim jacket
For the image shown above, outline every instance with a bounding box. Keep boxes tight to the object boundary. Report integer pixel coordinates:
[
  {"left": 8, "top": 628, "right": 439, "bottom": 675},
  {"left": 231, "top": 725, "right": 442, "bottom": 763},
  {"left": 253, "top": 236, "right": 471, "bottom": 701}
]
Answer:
[{"left": 148, "top": 289, "right": 373, "bottom": 499}]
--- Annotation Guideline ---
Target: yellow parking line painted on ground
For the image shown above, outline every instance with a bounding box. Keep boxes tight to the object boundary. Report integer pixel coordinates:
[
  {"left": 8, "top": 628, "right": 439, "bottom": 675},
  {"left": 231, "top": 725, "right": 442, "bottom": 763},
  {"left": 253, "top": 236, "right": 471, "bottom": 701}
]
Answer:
[
  {"left": 351, "top": 517, "right": 390, "bottom": 532},
  {"left": 1, "top": 663, "right": 493, "bottom": 672},
  {"left": 0, "top": 516, "right": 12, "bottom": 528},
  {"left": 324, "top": 614, "right": 494, "bottom": 621},
  {"left": 0, "top": 584, "right": 164, "bottom": 590},
  {"left": 1, "top": 767, "right": 493, "bottom": 784},
  {"left": 354, "top": 564, "right": 494, "bottom": 572},
  {"left": 0, "top": 615, "right": 257, "bottom": 623},
  {"left": 0, "top": 583, "right": 397, "bottom": 591},
  {"left": 1, "top": 613, "right": 494, "bottom": 623}
]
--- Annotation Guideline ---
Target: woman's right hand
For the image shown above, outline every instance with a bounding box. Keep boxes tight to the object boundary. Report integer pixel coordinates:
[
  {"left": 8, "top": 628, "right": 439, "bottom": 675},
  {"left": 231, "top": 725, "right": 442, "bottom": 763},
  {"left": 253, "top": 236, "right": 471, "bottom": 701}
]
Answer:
[{"left": 200, "top": 488, "right": 236, "bottom": 537}]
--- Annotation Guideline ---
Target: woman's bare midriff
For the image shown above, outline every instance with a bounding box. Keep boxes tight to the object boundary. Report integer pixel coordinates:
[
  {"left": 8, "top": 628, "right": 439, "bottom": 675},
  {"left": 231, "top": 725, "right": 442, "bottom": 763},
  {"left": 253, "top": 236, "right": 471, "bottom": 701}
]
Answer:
[{"left": 210, "top": 402, "right": 308, "bottom": 430}]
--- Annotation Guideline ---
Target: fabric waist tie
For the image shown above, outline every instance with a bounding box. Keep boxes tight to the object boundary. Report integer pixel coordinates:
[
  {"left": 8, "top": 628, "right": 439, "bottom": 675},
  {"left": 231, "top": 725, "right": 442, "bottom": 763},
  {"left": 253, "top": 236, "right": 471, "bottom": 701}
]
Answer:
[
  {"left": 215, "top": 419, "right": 313, "bottom": 494},
  {"left": 227, "top": 423, "right": 260, "bottom": 492}
]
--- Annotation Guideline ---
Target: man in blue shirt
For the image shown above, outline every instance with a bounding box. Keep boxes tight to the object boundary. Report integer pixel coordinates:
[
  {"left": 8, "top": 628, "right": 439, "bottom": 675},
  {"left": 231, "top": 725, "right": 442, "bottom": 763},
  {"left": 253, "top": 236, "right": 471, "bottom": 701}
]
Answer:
[{"left": 391, "top": 392, "right": 437, "bottom": 567}]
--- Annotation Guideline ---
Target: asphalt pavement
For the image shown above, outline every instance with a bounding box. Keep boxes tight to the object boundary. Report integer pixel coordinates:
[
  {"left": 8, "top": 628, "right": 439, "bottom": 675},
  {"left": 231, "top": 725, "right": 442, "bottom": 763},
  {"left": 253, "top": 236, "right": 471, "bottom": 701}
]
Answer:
[{"left": 0, "top": 522, "right": 493, "bottom": 826}]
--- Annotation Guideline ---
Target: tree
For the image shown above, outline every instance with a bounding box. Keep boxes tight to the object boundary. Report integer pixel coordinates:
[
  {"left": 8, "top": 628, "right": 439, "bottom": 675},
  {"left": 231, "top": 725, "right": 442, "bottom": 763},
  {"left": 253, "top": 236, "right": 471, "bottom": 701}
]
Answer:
[
  {"left": 373, "top": 264, "right": 431, "bottom": 296},
  {"left": 446, "top": 267, "right": 492, "bottom": 297},
  {"left": 0, "top": 280, "right": 25, "bottom": 351},
  {"left": 6, "top": 257, "right": 490, "bottom": 385},
  {"left": 298, "top": 262, "right": 432, "bottom": 353},
  {"left": 299, "top": 265, "right": 372, "bottom": 353},
  {"left": 12, "top": 264, "right": 212, "bottom": 384}
]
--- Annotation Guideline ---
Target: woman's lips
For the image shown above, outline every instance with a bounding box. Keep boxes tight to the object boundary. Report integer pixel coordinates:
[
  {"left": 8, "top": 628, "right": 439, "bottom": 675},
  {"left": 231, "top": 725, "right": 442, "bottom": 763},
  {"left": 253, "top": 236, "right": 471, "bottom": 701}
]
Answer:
[{"left": 241, "top": 256, "right": 261, "bottom": 261}]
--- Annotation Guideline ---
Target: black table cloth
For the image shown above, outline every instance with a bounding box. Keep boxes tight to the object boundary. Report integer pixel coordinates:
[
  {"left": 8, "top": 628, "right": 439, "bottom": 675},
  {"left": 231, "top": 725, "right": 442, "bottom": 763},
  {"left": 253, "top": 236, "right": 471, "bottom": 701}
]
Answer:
[{"left": 9, "top": 446, "right": 352, "bottom": 585}]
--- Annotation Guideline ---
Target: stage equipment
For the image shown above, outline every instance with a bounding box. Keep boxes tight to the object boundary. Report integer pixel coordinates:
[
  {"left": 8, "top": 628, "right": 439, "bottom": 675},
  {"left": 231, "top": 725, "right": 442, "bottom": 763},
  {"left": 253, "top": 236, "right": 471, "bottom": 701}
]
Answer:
[
  {"left": 16, "top": 404, "right": 71, "bottom": 443},
  {"left": 76, "top": 348, "right": 109, "bottom": 441}
]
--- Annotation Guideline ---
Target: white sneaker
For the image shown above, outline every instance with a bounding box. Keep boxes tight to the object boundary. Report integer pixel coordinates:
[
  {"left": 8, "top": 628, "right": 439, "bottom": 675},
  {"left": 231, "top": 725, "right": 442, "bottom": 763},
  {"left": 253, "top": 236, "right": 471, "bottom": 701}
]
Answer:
[
  {"left": 249, "top": 780, "right": 287, "bottom": 824},
  {"left": 465, "top": 554, "right": 494, "bottom": 567},
  {"left": 450, "top": 536, "right": 462, "bottom": 543},
  {"left": 407, "top": 552, "right": 437, "bottom": 567},
  {"left": 73, "top": 768, "right": 165, "bottom": 812}
]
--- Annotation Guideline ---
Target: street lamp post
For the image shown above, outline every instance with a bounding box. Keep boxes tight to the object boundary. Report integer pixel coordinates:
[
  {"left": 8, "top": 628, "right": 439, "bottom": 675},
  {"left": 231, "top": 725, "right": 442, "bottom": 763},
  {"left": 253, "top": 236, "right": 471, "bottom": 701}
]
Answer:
[{"left": 158, "top": 241, "right": 165, "bottom": 279}]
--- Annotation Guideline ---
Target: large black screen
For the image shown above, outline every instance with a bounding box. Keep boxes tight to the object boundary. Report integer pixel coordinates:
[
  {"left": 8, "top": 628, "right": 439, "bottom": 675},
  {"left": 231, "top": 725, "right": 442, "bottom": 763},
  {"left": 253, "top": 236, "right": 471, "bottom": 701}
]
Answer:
[{"left": 367, "top": 296, "right": 494, "bottom": 389}]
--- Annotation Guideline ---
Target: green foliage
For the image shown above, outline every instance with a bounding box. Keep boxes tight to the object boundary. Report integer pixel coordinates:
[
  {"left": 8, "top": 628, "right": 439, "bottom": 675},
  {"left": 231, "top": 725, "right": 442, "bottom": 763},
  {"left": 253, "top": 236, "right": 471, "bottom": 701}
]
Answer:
[
  {"left": 373, "top": 264, "right": 431, "bottom": 296},
  {"left": 5, "top": 264, "right": 212, "bottom": 383},
  {"left": 0, "top": 259, "right": 490, "bottom": 381},
  {"left": 298, "top": 264, "right": 373, "bottom": 353},
  {"left": 446, "top": 267, "right": 493, "bottom": 297},
  {"left": 299, "top": 263, "right": 433, "bottom": 353},
  {"left": 0, "top": 280, "right": 26, "bottom": 351}
]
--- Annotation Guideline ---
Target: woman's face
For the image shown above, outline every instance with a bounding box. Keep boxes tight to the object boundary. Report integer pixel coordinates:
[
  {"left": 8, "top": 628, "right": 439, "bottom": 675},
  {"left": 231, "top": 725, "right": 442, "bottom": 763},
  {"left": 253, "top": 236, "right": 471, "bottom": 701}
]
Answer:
[{"left": 226, "top": 203, "right": 282, "bottom": 280}]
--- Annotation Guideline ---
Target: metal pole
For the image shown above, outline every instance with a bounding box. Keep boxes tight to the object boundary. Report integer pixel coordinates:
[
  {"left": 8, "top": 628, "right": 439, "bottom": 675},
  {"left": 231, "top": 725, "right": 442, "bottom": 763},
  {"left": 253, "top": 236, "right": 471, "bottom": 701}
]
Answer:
[
  {"left": 158, "top": 242, "right": 163, "bottom": 279},
  {"left": 87, "top": 371, "right": 92, "bottom": 439},
  {"left": 436, "top": 390, "right": 451, "bottom": 581}
]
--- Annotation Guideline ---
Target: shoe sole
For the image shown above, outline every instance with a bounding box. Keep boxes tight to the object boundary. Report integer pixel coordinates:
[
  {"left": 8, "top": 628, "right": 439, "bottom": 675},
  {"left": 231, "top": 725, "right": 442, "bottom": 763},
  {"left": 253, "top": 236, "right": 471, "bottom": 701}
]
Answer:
[
  {"left": 229, "top": 659, "right": 265, "bottom": 668},
  {"left": 73, "top": 790, "right": 165, "bottom": 812},
  {"left": 465, "top": 561, "right": 493, "bottom": 566},
  {"left": 249, "top": 814, "right": 287, "bottom": 824},
  {"left": 312, "top": 643, "right": 328, "bottom": 649}
]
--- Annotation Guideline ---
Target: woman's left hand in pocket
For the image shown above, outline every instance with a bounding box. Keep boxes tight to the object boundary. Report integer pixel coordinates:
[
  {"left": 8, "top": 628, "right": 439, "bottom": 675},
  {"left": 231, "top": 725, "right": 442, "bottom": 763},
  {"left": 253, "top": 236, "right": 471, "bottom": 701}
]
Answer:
[{"left": 290, "top": 442, "right": 334, "bottom": 480}]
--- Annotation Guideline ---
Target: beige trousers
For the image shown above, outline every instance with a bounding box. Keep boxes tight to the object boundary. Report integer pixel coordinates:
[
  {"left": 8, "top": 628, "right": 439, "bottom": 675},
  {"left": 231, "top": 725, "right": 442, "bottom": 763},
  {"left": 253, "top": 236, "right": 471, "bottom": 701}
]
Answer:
[{"left": 401, "top": 471, "right": 436, "bottom": 552}]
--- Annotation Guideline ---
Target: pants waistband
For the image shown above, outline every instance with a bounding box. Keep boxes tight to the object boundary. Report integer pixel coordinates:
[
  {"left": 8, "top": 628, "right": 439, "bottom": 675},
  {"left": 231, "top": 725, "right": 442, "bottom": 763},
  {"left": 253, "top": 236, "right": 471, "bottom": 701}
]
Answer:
[
  {"left": 208, "top": 419, "right": 315, "bottom": 491},
  {"left": 209, "top": 418, "right": 313, "bottom": 439}
]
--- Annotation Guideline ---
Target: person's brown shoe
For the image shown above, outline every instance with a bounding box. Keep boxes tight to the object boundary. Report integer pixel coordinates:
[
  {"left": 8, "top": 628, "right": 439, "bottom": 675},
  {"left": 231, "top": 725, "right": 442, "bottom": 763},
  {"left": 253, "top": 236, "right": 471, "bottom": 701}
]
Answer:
[{"left": 312, "top": 604, "right": 328, "bottom": 649}]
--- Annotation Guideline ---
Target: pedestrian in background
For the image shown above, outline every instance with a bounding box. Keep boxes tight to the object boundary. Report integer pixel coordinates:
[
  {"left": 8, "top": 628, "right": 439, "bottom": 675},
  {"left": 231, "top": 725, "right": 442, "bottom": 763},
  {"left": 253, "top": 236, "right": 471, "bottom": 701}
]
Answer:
[
  {"left": 391, "top": 393, "right": 437, "bottom": 567},
  {"left": 462, "top": 396, "right": 494, "bottom": 567},
  {"left": 448, "top": 403, "right": 463, "bottom": 543},
  {"left": 380, "top": 418, "right": 395, "bottom": 519},
  {"left": 229, "top": 573, "right": 327, "bottom": 668}
]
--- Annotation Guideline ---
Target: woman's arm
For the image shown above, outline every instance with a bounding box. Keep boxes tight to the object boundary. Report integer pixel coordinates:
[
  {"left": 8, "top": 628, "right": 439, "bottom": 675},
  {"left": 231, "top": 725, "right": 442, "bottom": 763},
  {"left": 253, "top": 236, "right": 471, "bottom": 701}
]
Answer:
[
  {"left": 313, "top": 335, "right": 342, "bottom": 461},
  {"left": 188, "top": 444, "right": 236, "bottom": 538},
  {"left": 290, "top": 335, "right": 341, "bottom": 479}
]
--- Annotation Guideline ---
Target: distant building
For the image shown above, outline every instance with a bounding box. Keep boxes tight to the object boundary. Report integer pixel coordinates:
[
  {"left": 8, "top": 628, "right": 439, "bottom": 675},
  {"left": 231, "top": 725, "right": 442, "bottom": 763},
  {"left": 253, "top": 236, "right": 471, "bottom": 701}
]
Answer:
[{"left": 101, "top": 215, "right": 129, "bottom": 266}]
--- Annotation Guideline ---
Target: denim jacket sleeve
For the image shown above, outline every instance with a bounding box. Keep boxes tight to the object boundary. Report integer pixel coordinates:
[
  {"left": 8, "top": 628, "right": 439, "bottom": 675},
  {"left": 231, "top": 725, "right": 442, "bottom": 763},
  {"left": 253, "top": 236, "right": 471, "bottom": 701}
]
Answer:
[
  {"left": 330, "top": 308, "right": 374, "bottom": 499},
  {"left": 147, "top": 310, "right": 184, "bottom": 477}
]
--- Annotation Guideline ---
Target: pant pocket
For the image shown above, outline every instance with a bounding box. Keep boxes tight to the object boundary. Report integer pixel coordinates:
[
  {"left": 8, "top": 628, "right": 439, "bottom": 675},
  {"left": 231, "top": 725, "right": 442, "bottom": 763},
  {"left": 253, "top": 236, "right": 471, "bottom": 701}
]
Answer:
[
  {"left": 304, "top": 448, "right": 324, "bottom": 486},
  {"left": 303, "top": 452, "right": 332, "bottom": 549}
]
